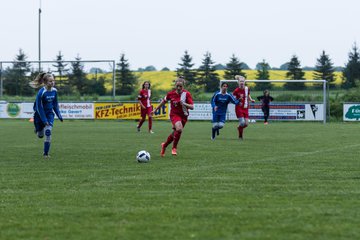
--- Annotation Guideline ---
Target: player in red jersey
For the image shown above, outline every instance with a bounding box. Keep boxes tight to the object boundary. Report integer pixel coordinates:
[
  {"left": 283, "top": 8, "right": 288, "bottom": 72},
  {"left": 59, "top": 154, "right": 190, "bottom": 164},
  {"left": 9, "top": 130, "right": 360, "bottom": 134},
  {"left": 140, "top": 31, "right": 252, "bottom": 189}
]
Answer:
[
  {"left": 151, "top": 78, "right": 194, "bottom": 156},
  {"left": 232, "top": 75, "right": 255, "bottom": 140},
  {"left": 137, "top": 81, "right": 154, "bottom": 133}
]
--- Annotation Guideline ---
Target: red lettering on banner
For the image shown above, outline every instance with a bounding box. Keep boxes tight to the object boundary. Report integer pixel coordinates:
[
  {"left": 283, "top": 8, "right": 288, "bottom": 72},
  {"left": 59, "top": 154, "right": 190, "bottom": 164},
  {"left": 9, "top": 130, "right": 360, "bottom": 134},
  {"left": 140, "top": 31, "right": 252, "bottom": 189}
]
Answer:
[{"left": 96, "top": 103, "right": 155, "bottom": 119}]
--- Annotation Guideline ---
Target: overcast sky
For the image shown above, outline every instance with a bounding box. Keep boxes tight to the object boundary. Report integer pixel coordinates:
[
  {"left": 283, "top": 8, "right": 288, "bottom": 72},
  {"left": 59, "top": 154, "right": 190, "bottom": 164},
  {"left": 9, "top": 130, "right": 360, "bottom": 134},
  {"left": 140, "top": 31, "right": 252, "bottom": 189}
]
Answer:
[{"left": 1, "top": 0, "right": 359, "bottom": 70}]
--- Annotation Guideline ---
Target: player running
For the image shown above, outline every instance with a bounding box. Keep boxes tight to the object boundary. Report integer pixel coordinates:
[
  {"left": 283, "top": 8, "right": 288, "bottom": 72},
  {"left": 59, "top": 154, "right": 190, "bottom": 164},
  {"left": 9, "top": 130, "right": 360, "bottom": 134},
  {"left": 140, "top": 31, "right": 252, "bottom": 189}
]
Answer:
[
  {"left": 232, "top": 75, "right": 255, "bottom": 140},
  {"left": 257, "top": 89, "right": 274, "bottom": 125},
  {"left": 30, "top": 72, "right": 63, "bottom": 158},
  {"left": 151, "top": 77, "right": 194, "bottom": 157},
  {"left": 211, "top": 82, "right": 239, "bottom": 140},
  {"left": 137, "top": 81, "right": 154, "bottom": 133}
]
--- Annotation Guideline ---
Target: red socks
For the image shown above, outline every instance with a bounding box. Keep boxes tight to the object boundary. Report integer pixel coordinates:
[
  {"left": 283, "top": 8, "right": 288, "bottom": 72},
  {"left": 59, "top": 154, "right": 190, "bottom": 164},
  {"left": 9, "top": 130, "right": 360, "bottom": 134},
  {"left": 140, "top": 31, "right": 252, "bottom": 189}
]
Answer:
[
  {"left": 173, "top": 131, "right": 182, "bottom": 149},
  {"left": 238, "top": 126, "right": 243, "bottom": 138},
  {"left": 238, "top": 125, "right": 247, "bottom": 138},
  {"left": 164, "top": 130, "right": 182, "bottom": 149},
  {"left": 148, "top": 117, "right": 152, "bottom": 131},
  {"left": 138, "top": 118, "right": 145, "bottom": 128},
  {"left": 164, "top": 132, "right": 174, "bottom": 148}
]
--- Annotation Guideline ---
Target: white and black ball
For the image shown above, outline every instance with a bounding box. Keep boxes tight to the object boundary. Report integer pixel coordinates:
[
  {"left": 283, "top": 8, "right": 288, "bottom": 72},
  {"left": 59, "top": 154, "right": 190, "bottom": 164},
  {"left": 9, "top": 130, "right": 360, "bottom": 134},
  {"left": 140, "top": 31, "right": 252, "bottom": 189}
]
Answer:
[{"left": 136, "top": 150, "right": 150, "bottom": 163}]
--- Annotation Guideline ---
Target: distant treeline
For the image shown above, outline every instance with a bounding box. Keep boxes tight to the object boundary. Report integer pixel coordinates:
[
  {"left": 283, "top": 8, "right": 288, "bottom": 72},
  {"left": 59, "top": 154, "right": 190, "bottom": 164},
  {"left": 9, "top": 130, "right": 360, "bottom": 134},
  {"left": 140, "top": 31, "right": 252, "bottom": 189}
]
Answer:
[{"left": 1, "top": 42, "right": 359, "bottom": 97}]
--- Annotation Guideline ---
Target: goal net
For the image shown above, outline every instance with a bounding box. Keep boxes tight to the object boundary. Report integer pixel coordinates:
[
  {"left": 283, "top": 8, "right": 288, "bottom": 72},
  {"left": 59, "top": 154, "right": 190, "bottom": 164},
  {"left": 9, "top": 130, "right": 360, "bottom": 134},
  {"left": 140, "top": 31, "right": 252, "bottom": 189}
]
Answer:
[{"left": 220, "top": 79, "right": 328, "bottom": 123}]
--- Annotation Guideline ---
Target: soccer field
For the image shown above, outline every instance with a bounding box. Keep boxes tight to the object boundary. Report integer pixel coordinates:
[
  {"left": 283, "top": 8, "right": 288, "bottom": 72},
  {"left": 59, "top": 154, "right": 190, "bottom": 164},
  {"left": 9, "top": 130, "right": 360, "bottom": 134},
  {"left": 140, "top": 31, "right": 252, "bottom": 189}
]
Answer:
[{"left": 0, "top": 119, "right": 359, "bottom": 239}]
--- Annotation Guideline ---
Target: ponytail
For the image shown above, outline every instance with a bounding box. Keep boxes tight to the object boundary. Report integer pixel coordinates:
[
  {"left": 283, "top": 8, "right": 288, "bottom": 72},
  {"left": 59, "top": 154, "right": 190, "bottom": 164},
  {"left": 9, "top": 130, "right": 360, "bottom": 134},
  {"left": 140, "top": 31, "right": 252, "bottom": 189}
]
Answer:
[{"left": 29, "top": 72, "right": 53, "bottom": 88}]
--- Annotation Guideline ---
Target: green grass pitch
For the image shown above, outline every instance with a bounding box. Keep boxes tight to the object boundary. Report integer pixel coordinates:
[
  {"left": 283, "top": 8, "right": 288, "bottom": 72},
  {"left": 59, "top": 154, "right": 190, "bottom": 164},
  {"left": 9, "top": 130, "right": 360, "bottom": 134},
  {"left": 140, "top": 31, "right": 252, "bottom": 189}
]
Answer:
[{"left": 0, "top": 119, "right": 359, "bottom": 239}]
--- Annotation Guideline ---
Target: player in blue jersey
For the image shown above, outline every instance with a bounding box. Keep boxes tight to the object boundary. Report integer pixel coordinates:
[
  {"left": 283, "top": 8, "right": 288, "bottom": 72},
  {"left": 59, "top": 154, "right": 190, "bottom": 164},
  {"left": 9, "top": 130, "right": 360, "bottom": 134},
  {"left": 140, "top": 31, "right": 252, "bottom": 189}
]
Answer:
[
  {"left": 211, "top": 82, "right": 239, "bottom": 140},
  {"left": 30, "top": 73, "right": 63, "bottom": 158}
]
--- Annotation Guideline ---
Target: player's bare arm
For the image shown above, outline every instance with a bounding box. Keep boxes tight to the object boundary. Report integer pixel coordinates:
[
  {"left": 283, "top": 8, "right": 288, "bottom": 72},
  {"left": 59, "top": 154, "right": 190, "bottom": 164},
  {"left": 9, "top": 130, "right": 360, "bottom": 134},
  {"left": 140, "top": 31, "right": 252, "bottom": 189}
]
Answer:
[
  {"left": 151, "top": 99, "right": 166, "bottom": 115},
  {"left": 249, "top": 95, "right": 255, "bottom": 103}
]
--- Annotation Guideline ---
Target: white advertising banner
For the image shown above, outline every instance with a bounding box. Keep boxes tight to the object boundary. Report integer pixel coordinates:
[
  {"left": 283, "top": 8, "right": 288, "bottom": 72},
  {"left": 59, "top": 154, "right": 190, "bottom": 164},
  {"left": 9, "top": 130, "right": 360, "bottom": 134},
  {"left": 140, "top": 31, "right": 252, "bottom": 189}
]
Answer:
[
  {"left": 188, "top": 103, "right": 213, "bottom": 120},
  {"left": 0, "top": 102, "right": 323, "bottom": 121},
  {"left": 21, "top": 103, "right": 35, "bottom": 118},
  {"left": 0, "top": 102, "right": 8, "bottom": 118},
  {"left": 249, "top": 104, "right": 324, "bottom": 121},
  {"left": 59, "top": 103, "right": 94, "bottom": 119},
  {"left": 189, "top": 103, "right": 324, "bottom": 121},
  {"left": 0, "top": 102, "right": 94, "bottom": 119},
  {"left": 0, "top": 102, "right": 33, "bottom": 119},
  {"left": 343, "top": 103, "right": 360, "bottom": 121}
]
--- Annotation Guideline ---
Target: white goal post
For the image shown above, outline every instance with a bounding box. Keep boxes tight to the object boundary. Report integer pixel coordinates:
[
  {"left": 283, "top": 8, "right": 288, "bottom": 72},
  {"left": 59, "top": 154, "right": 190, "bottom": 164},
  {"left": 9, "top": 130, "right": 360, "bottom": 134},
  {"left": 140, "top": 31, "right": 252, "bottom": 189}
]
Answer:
[{"left": 220, "top": 79, "right": 328, "bottom": 123}]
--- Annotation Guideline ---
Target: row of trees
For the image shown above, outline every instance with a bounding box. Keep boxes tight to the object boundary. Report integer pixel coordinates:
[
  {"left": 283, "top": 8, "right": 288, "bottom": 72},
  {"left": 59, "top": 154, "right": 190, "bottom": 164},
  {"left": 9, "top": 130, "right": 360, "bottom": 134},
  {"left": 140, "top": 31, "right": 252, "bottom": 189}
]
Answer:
[
  {"left": 1, "top": 50, "right": 107, "bottom": 96},
  {"left": 174, "top": 44, "right": 360, "bottom": 92},
  {"left": 1, "top": 43, "right": 360, "bottom": 96},
  {"left": 119, "top": 43, "right": 360, "bottom": 94}
]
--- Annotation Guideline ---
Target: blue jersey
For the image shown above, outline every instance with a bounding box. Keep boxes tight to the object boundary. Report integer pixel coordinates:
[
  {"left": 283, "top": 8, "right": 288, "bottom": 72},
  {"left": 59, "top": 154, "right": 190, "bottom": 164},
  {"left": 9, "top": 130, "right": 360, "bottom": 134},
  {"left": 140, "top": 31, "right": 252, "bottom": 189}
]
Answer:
[
  {"left": 33, "top": 87, "right": 62, "bottom": 124},
  {"left": 211, "top": 91, "right": 239, "bottom": 115}
]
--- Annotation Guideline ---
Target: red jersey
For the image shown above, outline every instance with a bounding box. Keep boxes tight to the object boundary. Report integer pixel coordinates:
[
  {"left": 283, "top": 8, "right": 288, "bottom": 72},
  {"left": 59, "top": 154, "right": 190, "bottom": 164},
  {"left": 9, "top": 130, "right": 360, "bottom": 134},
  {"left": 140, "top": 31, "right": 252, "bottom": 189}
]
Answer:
[
  {"left": 138, "top": 89, "right": 151, "bottom": 107},
  {"left": 233, "top": 86, "right": 251, "bottom": 110},
  {"left": 164, "top": 89, "right": 193, "bottom": 118}
]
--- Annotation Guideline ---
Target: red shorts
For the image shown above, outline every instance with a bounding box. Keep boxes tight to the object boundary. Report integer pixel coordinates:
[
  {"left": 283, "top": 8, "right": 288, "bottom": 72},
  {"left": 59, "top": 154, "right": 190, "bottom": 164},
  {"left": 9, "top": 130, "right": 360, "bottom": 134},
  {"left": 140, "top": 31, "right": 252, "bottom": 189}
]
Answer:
[
  {"left": 170, "top": 114, "right": 187, "bottom": 127},
  {"left": 235, "top": 108, "right": 249, "bottom": 119},
  {"left": 141, "top": 106, "right": 152, "bottom": 118}
]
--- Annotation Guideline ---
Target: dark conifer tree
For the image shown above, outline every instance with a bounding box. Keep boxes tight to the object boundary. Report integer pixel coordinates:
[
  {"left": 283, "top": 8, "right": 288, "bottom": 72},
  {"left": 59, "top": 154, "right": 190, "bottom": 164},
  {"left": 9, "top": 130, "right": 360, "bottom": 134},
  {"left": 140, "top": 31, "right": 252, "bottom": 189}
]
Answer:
[
  {"left": 115, "top": 53, "right": 138, "bottom": 95},
  {"left": 342, "top": 43, "right": 360, "bottom": 89},
  {"left": 313, "top": 50, "right": 335, "bottom": 88},
  {"left": 3, "top": 49, "right": 32, "bottom": 96},
  {"left": 223, "top": 54, "right": 246, "bottom": 80},
  {"left": 284, "top": 55, "right": 306, "bottom": 90},
  {"left": 52, "top": 51, "right": 70, "bottom": 93},
  {"left": 255, "top": 59, "right": 271, "bottom": 90},
  {"left": 69, "top": 55, "right": 87, "bottom": 94},
  {"left": 176, "top": 50, "right": 197, "bottom": 86},
  {"left": 197, "top": 52, "right": 219, "bottom": 92}
]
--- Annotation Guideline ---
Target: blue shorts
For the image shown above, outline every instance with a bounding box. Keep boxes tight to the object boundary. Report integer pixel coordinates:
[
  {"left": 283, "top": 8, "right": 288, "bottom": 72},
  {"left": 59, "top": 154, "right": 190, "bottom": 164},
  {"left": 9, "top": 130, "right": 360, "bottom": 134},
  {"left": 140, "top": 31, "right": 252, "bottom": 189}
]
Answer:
[
  {"left": 212, "top": 113, "right": 226, "bottom": 123},
  {"left": 33, "top": 112, "right": 54, "bottom": 132}
]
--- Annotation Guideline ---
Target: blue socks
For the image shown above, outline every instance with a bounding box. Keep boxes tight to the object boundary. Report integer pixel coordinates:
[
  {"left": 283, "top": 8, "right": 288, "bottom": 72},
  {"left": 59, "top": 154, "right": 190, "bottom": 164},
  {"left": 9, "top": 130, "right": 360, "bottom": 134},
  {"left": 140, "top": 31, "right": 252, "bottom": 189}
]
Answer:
[
  {"left": 44, "top": 142, "right": 50, "bottom": 155},
  {"left": 212, "top": 128, "right": 216, "bottom": 139}
]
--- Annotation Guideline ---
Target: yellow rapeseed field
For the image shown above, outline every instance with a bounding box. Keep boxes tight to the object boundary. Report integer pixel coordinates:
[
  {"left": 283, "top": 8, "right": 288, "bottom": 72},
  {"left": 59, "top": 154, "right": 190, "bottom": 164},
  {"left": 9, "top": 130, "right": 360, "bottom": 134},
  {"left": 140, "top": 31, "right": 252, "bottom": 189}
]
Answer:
[
  {"left": 91, "top": 70, "right": 343, "bottom": 91},
  {"left": 136, "top": 70, "right": 343, "bottom": 90}
]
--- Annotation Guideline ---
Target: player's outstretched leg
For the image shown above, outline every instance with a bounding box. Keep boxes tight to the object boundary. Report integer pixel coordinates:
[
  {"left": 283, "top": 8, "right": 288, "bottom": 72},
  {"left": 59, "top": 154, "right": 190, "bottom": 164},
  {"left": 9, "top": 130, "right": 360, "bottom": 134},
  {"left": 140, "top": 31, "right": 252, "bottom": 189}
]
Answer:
[
  {"left": 217, "top": 122, "right": 224, "bottom": 137},
  {"left": 137, "top": 117, "right": 145, "bottom": 132},
  {"left": 148, "top": 116, "right": 154, "bottom": 133},
  {"left": 37, "top": 129, "right": 44, "bottom": 138},
  {"left": 211, "top": 127, "right": 216, "bottom": 140},
  {"left": 160, "top": 142, "right": 166, "bottom": 157},
  {"left": 211, "top": 122, "right": 219, "bottom": 140},
  {"left": 240, "top": 124, "right": 248, "bottom": 140},
  {"left": 238, "top": 126, "right": 243, "bottom": 140},
  {"left": 160, "top": 131, "right": 175, "bottom": 157},
  {"left": 172, "top": 130, "right": 182, "bottom": 156},
  {"left": 34, "top": 116, "right": 44, "bottom": 138},
  {"left": 43, "top": 125, "right": 52, "bottom": 158},
  {"left": 238, "top": 117, "right": 246, "bottom": 140}
]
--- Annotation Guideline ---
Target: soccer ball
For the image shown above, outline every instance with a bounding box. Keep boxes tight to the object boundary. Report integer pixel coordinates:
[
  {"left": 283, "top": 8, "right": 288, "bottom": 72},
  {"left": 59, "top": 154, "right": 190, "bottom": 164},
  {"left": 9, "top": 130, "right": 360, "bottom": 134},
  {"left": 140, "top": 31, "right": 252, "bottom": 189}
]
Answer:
[{"left": 136, "top": 150, "right": 151, "bottom": 163}]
